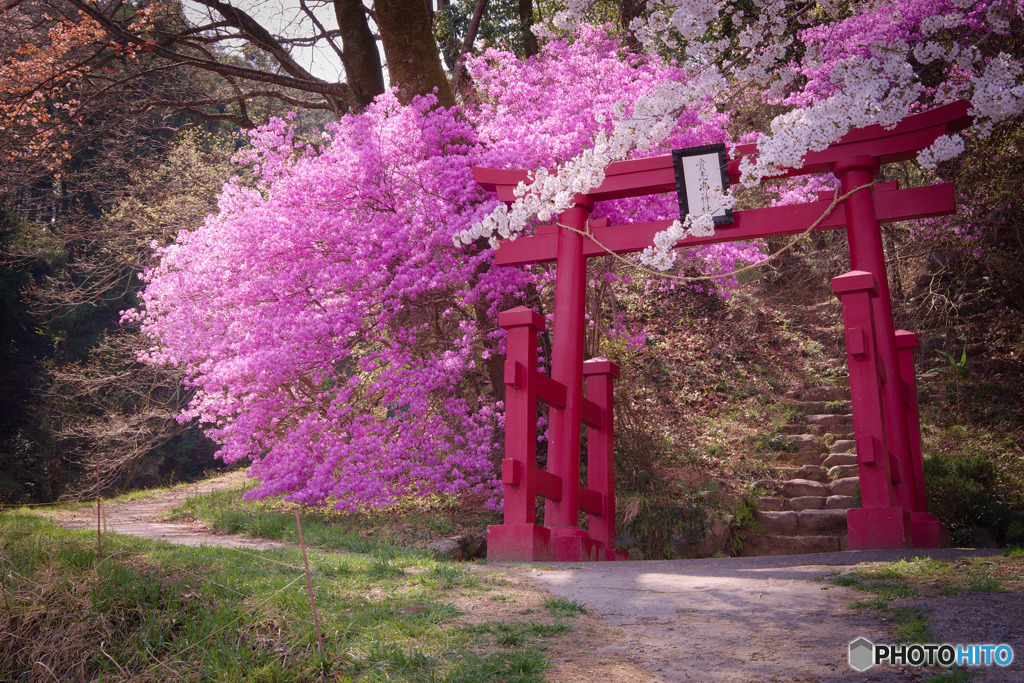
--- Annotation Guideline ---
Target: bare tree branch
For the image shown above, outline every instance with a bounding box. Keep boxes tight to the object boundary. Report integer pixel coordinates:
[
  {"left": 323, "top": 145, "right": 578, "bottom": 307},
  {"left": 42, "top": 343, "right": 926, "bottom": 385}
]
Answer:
[{"left": 65, "top": 0, "right": 362, "bottom": 111}]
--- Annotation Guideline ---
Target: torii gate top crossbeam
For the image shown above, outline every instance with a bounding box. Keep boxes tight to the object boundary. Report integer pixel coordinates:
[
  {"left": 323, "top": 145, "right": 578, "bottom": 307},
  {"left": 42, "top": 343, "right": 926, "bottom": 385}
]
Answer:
[
  {"left": 474, "top": 100, "right": 971, "bottom": 204},
  {"left": 474, "top": 101, "right": 969, "bottom": 268}
]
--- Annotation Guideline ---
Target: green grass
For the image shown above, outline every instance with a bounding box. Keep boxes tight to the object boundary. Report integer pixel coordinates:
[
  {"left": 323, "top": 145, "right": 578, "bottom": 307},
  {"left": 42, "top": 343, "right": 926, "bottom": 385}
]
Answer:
[
  {"left": 888, "top": 606, "right": 933, "bottom": 642},
  {"left": 0, "top": 511, "right": 574, "bottom": 681},
  {"left": 463, "top": 620, "right": 572, "bottom": 647},
  {"left": 828, "top": 555, "right": 1023, "bottom": 647},
  {"left": 542, "top": 597, "right": 588, "bottom": 618},
  {"left": 163, "top": 484, "right": 499, "bottom": 557}
]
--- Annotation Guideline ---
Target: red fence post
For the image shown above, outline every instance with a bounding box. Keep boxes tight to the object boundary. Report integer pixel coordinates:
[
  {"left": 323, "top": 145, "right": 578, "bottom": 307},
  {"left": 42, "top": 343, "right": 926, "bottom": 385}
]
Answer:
[
  {"left": 833, "top": 271, "right": 911, "bottom": 549},
  {"left": 487, "top": 306, "right": 552, "bottom": 561},
  {"left": 895, "top": 330, "right": 949, "bottom": 547},
  {"left": 583, "top": 358, "right": 624, "bottom": 561}
]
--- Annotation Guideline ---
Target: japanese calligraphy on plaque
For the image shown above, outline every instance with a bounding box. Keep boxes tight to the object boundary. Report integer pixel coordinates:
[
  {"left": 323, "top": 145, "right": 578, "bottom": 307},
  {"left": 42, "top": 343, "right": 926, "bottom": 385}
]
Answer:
[{"left": 672, "top": 143, "right": 734, "bottom": 226}]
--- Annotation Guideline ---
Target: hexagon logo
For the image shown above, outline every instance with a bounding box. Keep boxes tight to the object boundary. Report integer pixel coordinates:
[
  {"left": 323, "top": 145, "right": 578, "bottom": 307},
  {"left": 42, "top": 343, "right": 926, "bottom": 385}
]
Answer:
[{"left": 849, "top": 637, "right": 875, "bottom": 671}]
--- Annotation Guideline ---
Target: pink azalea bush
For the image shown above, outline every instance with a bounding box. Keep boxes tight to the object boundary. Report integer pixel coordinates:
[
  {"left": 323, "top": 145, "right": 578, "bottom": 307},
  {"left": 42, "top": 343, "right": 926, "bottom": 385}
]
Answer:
[{"left": 129, "top": 30, "right": 758, "bottom": 508}]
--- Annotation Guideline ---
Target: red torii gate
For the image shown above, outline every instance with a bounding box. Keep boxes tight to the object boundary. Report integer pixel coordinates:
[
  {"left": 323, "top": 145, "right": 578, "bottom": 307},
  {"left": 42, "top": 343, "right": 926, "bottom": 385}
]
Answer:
[{"left": 477, "top": 101, "right": 970, "bottom": 561}]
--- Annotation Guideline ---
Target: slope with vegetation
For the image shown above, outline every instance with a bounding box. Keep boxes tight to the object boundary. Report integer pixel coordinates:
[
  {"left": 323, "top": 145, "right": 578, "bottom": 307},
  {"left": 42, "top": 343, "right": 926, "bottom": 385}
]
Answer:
[{"left": 2, "top": 508, "right": 650, "bottom": 682}]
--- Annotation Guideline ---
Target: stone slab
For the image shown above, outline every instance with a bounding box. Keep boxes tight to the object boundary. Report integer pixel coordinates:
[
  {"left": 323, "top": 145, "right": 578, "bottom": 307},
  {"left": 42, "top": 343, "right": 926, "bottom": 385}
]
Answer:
[
  {"left": 798, "top": 509, "right": 848, "bottom": 536},
  {"left": 826, "top": 495, "right": 858, "bottom": 510},
  {"left": 830, "top": 477, "right": 861, "bottom": 497},
  {"left": 789, "top": 496, "right": 826, "bottom": 511},
  {"left": 756, "top": 510, "right": 798, "bottom": 535},
  {"left": 828, "top": 464, "right": 860, "bottom": 479},
  {"left": 822, "top": 453, "right": 857, "bottom": 467},
  {"left": 782, "top": 479, "right": 828, "bottom": 498},
  {"left": 831, "top": 439, "right": 857, "bottom": 453}
]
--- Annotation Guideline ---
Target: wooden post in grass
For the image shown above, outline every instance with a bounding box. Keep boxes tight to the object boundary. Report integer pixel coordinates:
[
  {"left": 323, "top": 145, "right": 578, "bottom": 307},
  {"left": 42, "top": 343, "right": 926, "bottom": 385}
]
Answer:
[
  {"left": 294, "top": 510, "right": 324, "bottom": 655},
  {"left": 96, "top": 453, "right": 102, "bottom": 556}
]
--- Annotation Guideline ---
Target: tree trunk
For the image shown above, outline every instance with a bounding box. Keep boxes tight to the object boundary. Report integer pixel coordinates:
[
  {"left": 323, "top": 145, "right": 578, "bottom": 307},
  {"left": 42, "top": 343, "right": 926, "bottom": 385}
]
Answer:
[
  {"left": 334, "top": 0, "right": 386, "bottom": 107},
  {"left": 375, "top": 0, "right": 456, "bottom": 107},
  {"left": 620, "top": 0, "right": 647, "bottom": 51},
  {"left": 520, "top": 0, "right": 538, "bottom": 57}
]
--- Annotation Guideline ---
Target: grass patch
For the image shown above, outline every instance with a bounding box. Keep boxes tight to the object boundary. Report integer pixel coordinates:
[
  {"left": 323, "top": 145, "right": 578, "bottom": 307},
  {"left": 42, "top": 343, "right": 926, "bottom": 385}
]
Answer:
[
  {"left": 542, "top": 597, "right": 589, "bottom": 618},
  {"left": 829, "top": 555, "right": 1023, "bottom": 601},
  {"left": 848, "top": 596, "right": 889, "bottom": 610},
  {"left": 828, "top": 554, "right": 1024, "bottom": 651},
  {"left": 463, "top": 620, "right": 572, "bottom": 648},
  {"left": 0, "top": 511, "right": 568, "bottom": 681},
  {"left": 164, "top": 483, "right": 499, "bottom": 557},
  {"left": 888, "top": 606, "right": 933, "bottom": 642}
]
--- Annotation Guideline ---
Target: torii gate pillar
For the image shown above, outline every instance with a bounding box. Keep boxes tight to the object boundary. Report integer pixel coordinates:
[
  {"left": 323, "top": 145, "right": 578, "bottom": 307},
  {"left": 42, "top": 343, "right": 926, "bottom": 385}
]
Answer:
[
  {"left": 547, "top": 195, "right": 603, "bottom": 561},
  {"left": 835, "top": 156, "right": 947, "bottom": 549}
]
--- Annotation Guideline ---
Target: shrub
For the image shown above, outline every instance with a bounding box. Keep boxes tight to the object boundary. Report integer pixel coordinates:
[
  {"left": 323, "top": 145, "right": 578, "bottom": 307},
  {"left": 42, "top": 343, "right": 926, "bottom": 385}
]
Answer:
[{"left": 924, "top": 450, "right": 1024, "bottom": 547}]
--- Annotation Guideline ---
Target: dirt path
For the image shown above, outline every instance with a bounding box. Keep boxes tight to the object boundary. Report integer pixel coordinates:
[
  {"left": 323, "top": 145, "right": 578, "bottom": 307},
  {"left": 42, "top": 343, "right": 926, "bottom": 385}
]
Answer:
[
  {"left": 45, "top": 483, "right": 1020, "bottom": 681},
  {"left": 47, "top": 471, "right": 285, "bottom": 550},
  {"left": 516, "top": 549, "right": 1019, "bottom": 682},
  {"left": 44, "top": 475, "right": 655, "bottom": 681}
]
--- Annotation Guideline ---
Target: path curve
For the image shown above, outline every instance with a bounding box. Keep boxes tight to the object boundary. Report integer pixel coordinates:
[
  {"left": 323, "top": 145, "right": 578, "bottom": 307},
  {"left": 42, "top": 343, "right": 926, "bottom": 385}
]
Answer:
[{"left": 49, "top": 471, "right": 286, "bottom": 550}]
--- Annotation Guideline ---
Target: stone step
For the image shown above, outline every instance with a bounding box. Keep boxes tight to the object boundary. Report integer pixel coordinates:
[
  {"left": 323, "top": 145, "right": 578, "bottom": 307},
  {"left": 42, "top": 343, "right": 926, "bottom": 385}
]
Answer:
[
  {"left": 781, "top": 426, "right": 858, "bottom": 440},
  {"left": 822, "top": 453, "right": 857, "bottom": 467},
  {"left": 777, "top": 450, "right": 827, "bottom": 467},
  {"left": 757, "top": 510, "right": 799, "bottom": 535},
  {"left": 756, "top": 495, "right": 857, "bottom": 512},
  {"left": 806, "top": 414, "right": 855, "bottom": 428},
  {"left": 791, "top": 400, "right": 853, "bottom": 415},
  {"left": 771, "top": 464, "right": 827, "bottom": 479},
  {"left": 784, "top": 387, "right": 850, "bottom": 402},
  {"left": 828, "top": 464, "right": 860, "bottom": 479},
  {"left": 781, "top": 478, "right": 828, "bottom": 498},
  {"left": 757, "top": 496, "right": 787, "bottom": 511},
  {"left": 779, "top": 423, "right": 830, "bottom": 436},
  {"left": 755, "top": 508, "right": 847, "bottom": 536},
  {"left": 777, "top": 434, "right": 825, "bottom": 453},
  {"left": 777, "top": 424, "right": 813, "bottom": 435},
  {"left": 798, "top": 508, "right": 848, "bottom": 535},
  {"left": 743, "top": 533, "right": 849, "bottom": 556},
  {"left": 825, "top": 495, "right": 857, "bottom": 510},
  {"left": 829, "top": 477, "right": 860, "bottom": 497},
  {"left": 789, "top": 496, "right": 827, "bottom": 511},
  {"left": 831, "top": 439, "right": 857, "bottom": 453}
]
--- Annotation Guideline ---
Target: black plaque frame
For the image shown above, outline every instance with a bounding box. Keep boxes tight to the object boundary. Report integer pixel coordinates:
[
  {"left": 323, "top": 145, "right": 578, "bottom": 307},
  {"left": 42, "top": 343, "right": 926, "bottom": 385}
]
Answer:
[{"left": 672, "top": 143, "right": 734, "bottom": 226}]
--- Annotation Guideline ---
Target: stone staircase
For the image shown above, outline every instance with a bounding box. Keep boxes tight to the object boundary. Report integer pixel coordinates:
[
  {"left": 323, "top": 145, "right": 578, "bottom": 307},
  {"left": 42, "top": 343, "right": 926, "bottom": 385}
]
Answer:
[{"left": 744, "top": 386, "right": 863, "bottom": 556}]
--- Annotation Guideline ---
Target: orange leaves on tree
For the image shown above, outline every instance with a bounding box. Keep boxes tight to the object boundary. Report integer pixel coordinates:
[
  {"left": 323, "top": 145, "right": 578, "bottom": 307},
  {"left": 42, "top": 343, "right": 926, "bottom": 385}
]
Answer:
[{"left": 0, "top": 10, "right": 107, "bottom": 169}]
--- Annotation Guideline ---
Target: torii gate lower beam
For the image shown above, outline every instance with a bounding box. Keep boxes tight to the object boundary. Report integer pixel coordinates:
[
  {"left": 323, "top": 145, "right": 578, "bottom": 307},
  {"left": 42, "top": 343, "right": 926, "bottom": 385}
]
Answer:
[{"left": 478, "top": 102, "right": 968, "bottom": 557}]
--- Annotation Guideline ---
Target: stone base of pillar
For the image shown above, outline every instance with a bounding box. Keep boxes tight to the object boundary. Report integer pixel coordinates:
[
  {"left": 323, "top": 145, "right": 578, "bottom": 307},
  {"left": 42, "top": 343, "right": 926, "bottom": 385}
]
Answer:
[
  {"left": 847, "top": 506, "right": 912, "bottom": 550},
  {"left": 910, "top": 511, "right": 950, "bottom": 548},
  {"left": 487, "top": 524, "right": 551, "bottom": 562},
  {"left": 550, "top": 528, "right": 602, "bottom": 562}
]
